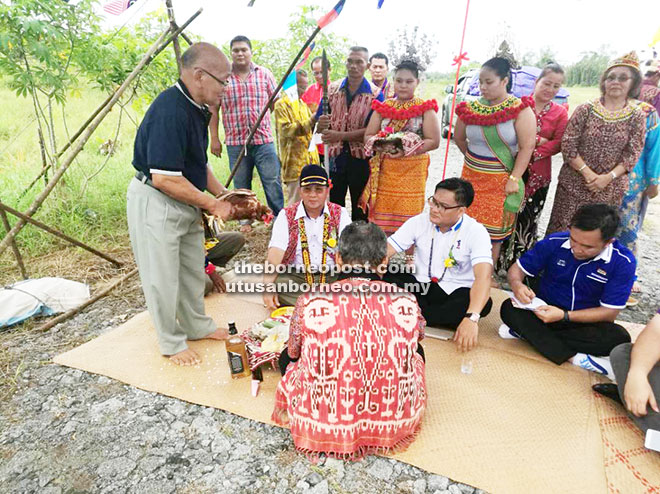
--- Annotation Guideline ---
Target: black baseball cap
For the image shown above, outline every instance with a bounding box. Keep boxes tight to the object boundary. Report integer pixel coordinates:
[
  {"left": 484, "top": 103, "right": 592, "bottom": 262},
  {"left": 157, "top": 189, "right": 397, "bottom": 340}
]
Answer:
[{"left": 299, "top": 164, "right": 329, "bottom": 187}]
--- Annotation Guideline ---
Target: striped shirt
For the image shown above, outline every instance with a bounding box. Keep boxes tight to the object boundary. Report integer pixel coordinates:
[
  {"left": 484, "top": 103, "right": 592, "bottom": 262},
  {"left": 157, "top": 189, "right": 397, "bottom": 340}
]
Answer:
[
  {"left": 315, "top": 77, "right": 384, "bottom": 159},
  {"left": 221, "top": 63, "right": 277, "bottom": 146}
]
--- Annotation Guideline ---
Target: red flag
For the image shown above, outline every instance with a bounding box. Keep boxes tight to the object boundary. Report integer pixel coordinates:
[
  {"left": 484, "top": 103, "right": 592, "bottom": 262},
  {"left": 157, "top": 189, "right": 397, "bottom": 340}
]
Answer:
[
  {"left": 103, "top": 0, "right": 135, "bottom": 16},
  {"left": 295, "top": 42, "right": 316, "bottom": 70},
  {"left": 317, "top": 0, "right": 346, "bottom": 29}
]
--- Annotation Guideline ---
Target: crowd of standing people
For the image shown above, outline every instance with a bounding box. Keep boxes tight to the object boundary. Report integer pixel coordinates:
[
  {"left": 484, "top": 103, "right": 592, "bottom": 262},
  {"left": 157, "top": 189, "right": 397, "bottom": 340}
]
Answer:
[{"left": 126, "top": 37, "right": 660, "bottom": 461}]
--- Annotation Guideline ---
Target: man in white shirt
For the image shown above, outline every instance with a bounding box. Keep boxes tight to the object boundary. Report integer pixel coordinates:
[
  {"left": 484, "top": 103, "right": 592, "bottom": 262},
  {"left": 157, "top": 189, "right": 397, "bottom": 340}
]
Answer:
[
  {"left": 385, "top": 178, "right": 493, "bottom": 351},
  {"left": 264, "top": 165, "right": 351, "bottom": 308}
]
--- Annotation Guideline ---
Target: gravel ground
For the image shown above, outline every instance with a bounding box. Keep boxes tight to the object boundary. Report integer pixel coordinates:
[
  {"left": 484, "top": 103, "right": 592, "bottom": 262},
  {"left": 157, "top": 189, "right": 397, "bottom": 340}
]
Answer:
[{"left": 1, "top": 140, "right": 658, "bottom": 493}]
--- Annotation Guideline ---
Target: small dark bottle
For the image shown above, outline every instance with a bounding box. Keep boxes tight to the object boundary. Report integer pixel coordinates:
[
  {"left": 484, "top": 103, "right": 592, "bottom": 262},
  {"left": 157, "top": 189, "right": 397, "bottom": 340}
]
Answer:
[{"left": 226, "top": 321, "right": 250, "bottom": 379}]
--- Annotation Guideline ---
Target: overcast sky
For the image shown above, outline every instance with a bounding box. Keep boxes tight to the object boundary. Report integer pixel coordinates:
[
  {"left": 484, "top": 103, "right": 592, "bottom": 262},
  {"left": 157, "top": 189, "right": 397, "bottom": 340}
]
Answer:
[{"left": 101, "top": 0, "right": 660, "bottom": 71}]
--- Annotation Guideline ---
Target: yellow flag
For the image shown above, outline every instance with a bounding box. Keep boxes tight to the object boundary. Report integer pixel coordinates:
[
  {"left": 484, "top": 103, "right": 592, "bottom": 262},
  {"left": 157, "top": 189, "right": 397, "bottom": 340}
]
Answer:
[{"left": 651, "top": 26, "right": 660, "bottom": 47}]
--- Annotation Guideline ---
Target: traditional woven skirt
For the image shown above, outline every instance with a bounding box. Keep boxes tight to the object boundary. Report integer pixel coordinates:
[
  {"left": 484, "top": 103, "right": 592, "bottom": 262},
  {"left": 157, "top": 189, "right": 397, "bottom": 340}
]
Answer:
[
  {"left": 461, "top": 150, "right": 515, "bottom": 242},
  {"left": 360, "top": 153, "right": 430, "bottom": 234}
]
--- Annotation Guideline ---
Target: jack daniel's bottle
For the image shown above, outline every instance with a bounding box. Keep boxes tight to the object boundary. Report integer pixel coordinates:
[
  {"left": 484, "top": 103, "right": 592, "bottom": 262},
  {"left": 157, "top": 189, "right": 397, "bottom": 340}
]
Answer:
[{"left": 226, "top": 321, "right": 250, "bottom": 379}]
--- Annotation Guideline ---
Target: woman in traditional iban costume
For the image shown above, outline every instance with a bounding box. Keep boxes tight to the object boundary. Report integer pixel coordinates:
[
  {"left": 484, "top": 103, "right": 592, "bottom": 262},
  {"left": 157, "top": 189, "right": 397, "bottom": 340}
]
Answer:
[
  {"left": 359, "top": 60, "right": 440, "bottom": 234},
  {"left": 454, "top": 57, "right": 536, "bottom": 272}
]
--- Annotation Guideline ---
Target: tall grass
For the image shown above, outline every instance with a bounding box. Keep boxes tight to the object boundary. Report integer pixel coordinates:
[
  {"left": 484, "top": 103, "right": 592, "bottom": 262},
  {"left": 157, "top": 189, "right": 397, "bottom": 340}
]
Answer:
[{"left": 0, "top": 82, "right": 265, "bottom": 272}]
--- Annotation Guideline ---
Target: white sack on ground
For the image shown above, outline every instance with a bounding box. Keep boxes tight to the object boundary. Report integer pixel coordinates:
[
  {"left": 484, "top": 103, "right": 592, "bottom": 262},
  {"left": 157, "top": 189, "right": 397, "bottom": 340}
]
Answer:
[{"left": 0, "top": 277, "right": 90, "bottom": 328}]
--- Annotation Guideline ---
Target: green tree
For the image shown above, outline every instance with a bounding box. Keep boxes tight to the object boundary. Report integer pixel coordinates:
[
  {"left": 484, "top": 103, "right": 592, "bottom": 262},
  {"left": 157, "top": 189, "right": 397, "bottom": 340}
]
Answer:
[
  {"left": 565, "top": 51, "right": 611, "bottom": 86},
  {"left": 227, "top": 5, "right": 353, "bottom": 82},
  {"left": 521, "top": 47, "right": 557, "bottom": 68},
  {"left": 78, "top": 9, "right": 181, "bottom": 112},
  {"left": 0, "top": 0, "right": 100, "bottom": 167}
]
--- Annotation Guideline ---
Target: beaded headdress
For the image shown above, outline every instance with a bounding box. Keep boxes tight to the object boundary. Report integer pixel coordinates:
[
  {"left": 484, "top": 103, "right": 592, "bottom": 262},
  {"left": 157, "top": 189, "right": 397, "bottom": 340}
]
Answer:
[{"left": 607, "top": 51, "right": 640, "bottom": 72}]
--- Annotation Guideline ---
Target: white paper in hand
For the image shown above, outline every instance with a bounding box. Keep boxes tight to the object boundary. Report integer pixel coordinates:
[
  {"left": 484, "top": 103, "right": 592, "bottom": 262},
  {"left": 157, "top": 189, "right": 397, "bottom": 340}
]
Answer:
[{"left": 508, "top": 291, "right": 547, "bottom": 311}]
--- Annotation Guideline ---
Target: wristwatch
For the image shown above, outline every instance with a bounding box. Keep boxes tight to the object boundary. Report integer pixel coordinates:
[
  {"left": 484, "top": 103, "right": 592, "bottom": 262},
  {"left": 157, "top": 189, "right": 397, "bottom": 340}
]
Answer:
[{"left": 465, "top": 312, "right": 480, "bottom": 323}]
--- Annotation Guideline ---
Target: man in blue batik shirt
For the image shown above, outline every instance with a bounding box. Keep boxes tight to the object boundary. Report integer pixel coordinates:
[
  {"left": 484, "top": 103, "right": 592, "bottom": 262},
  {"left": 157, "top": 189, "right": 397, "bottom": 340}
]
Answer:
[{"left": 500, "top": 203, "right": 636, "bottom": 379}]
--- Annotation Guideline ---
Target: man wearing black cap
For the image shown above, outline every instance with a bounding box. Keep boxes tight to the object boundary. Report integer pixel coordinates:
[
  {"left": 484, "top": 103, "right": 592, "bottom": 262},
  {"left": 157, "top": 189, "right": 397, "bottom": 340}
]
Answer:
[{"left": 264, "top": 164, "right": 351, "bottom": 308}]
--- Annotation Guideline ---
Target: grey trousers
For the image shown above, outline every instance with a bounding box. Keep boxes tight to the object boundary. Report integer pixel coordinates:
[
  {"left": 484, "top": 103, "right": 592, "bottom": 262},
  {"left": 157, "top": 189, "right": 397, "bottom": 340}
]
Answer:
[
  {"left": 127, "top": 178, "right": 216, "bottom": 355},
  {"left": 611, "top": 343, "right": 660, "bottom": 434}
]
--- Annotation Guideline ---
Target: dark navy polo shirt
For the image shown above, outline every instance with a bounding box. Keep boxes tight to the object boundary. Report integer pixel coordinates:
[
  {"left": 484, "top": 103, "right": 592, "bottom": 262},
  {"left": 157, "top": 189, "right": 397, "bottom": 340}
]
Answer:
[
  {"left": 132, "top": 80, "right": 210, "bottom": 191},
  {"left": 517, "top": 232, "right": 636, "bottom": 311}
]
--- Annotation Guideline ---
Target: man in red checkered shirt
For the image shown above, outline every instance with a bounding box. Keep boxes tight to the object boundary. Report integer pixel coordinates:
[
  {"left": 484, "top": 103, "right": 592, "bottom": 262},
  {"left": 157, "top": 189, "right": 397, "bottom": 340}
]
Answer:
[{"left": 209, "top": 35, "right": 284, "bottom": 232}]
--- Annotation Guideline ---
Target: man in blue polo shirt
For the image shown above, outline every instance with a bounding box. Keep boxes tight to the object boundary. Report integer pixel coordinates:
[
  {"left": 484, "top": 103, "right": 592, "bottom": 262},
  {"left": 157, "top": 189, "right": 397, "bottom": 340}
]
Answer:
[
  {"left": 501, "top": 203, "right": 635, "bottom": 378},
  {"left": 128, "top": 43, "right": 235, "bottom": 367}
]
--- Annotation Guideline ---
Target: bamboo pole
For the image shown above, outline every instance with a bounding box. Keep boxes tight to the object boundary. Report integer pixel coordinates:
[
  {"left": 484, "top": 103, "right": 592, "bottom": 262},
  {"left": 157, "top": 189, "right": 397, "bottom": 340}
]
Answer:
[
  {"left": 0, "top": 208, "right": 28, "bottom": 279},
  {"left": 0, "top": 201, "right": 123, "bottom": 267},
  {"left": 165, "top": 0, "right": 183, "bottom": 75},
  {"left": 18, "top": 9, "right": 202, "bottom": 200},
  {"left": 35, "top": 268, "right": 138, "bottom": 332},
  {"left": 150, "top": 10, "right": 202, "bottom": 61},
  {"left": 224, "top": 26, "right": 322, "bottom": 188},
  {"left": 173, "top": 24, "right": 193, "bottom": 45},
  {"left": 56, "top": 93, "right": 114, "bottom": 160},
  {"left": 0, "top": 10, "right": 202, "bottom": 258}
]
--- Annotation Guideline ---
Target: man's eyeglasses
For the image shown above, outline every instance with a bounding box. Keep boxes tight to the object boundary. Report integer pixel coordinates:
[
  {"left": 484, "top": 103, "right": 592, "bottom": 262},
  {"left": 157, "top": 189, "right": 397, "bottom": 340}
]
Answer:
[
  {"left": 196, "top": 67, "right": 229, "bottom": 87},
  {"left": 428, "top": 196, "right": 463, "bottom": 211},
  {"left": 605, "top": 74, "right": 631, "bottom": 83}
]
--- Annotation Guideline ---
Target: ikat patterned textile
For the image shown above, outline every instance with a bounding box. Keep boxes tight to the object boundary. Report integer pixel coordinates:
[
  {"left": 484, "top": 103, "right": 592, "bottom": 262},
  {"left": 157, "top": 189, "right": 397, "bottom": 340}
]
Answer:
[{"left": 272, "top": 278, "right": 427, "bottom": 459}]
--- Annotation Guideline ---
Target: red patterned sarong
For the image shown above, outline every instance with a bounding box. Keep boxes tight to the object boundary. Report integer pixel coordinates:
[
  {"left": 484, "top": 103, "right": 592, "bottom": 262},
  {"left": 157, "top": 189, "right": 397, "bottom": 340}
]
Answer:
[
  {"left": 461, "top": 151, "right": 515, "bottom": 241},
  {"left": 272, "top": 278, "right": 427, "bottom": 459}
]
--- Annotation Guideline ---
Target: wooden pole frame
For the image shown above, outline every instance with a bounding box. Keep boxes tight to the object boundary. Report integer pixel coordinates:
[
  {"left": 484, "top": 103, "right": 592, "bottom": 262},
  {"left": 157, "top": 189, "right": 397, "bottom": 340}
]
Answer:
[
  {"left": 0, "top": 208, "right": 28, "bottom": 279},
  {"left": 165, "top": 0, "right": 183, "bottom": 75},
  {"left": 0, "top": 201, "right": 123, "bottom": 267},
  {"left": 0, "top": 9, "right": 203, "bottom": 259}
]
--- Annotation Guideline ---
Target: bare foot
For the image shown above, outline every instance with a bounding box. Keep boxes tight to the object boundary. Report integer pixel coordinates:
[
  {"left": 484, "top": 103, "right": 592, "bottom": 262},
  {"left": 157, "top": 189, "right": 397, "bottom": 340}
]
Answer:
[
  {"left": 169, "top": 348, "right": 201, "bottom": 366},
  {"left": 239, "top": 223, "right": 253, "bottom": 233},
  {"left": 203, "top": 327, "right": 229, "bottom": 340}
]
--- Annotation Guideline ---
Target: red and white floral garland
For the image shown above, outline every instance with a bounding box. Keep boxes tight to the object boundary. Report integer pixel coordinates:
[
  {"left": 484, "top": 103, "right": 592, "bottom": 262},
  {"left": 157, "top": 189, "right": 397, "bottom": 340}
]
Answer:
[
  {"left": 456, "top": 95, "right": 534, "bottom": 126},
  {"left": 371, "top": 98, "right": 439, "bottom": 120}
]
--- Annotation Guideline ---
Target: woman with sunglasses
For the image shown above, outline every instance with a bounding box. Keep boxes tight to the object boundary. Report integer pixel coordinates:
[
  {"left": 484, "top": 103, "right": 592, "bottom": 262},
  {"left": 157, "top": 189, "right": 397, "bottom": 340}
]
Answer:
[{"left": 546, "top": 52, "right": 647, "bottom": 234}]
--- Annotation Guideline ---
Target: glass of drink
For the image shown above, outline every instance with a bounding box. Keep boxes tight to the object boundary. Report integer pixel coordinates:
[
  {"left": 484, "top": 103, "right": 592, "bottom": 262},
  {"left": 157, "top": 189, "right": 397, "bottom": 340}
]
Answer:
[{"left": 461, "top": 356, "right": 473, "bottom": 375}]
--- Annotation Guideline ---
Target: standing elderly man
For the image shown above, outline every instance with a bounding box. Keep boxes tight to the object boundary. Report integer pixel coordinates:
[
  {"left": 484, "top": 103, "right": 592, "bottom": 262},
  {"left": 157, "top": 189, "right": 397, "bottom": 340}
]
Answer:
[
  {"left": 209, "top": 35, "right": 284, "bottom": 232},
  {"left": 315, "top": 46, "right": 384, "bottom": 221},
  {"left": 128, "top": 43, "right": 234, "bottom": 366},
  {"left": 274, "top": 69, "right": 319, "bottom": 205},
  {"left": 301, "top": 56, "right": 327, "bottom": 115}
]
